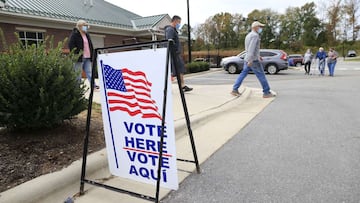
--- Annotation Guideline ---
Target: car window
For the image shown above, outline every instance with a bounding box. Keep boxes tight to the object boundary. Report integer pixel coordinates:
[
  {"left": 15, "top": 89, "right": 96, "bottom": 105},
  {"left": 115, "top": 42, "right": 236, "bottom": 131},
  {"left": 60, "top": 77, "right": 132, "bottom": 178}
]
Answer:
[
  {"left": 238, "top": 52, "right": 246, "bottom": 59},
  {"left": 260, "top": 51, "right": 276, "bottom": 57},
  {"left": 237, "top": 51, "right": 246, "bottom": 57}
]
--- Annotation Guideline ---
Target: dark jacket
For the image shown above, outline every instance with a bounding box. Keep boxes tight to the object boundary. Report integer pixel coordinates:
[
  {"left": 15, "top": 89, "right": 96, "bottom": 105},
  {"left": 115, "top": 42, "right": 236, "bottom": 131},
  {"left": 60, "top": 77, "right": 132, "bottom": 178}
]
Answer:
[
  {"left": 164, "top": 25, "right": 181, "bottom": 54},
  {"left": 68, "top": 28, "right": 94, "bottom": 62}
]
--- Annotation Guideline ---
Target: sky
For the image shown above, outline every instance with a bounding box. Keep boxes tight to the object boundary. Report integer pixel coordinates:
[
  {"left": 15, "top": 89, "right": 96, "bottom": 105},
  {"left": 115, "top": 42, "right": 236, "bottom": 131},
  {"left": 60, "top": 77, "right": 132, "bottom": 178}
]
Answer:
[{"left": 105, "top": 0, "right": 318, "bottom": 26}]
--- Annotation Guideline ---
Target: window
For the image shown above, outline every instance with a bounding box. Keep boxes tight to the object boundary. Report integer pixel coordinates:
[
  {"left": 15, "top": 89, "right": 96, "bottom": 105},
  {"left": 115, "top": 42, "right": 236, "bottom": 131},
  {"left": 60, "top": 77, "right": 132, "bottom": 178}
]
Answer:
[
  {"left": 260, "top": 51, "right": 276, "bottom": 57},
  {"left": 18, "top": 31, "right": 44, "bottom": 48}
]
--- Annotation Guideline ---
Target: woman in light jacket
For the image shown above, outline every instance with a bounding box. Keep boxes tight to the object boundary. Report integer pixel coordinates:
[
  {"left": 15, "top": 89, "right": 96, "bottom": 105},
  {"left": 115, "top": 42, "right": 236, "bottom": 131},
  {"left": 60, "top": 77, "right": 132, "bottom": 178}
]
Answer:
[{"left": 303, "top": 49, "right": 312, "bottom": 75}]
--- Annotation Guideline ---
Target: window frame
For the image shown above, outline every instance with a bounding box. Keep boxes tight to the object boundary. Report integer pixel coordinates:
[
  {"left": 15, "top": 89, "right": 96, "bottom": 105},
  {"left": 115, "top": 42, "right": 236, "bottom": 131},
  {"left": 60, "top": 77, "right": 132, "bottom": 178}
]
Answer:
[{"left": 16, "top": 27, "right": 46, "bottom": 48}]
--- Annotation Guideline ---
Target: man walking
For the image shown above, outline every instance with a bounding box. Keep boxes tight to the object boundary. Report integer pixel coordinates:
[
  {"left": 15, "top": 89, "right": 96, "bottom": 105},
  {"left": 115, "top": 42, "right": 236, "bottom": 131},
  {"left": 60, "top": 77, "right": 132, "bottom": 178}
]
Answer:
[
  {"left": 165, "top": 15, "right": 193, "bottom": 92},
  {"left": 315, "top": 47, "right": 327, "bottom": 76},
  {"left": 231, "top": 21, "right": 275, "bottom": 98}
]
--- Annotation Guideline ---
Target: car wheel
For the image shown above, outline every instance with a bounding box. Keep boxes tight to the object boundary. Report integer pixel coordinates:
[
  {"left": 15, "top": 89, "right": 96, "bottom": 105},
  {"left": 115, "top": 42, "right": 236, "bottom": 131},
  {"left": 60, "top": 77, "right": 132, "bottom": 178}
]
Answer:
[
  {"left": 266, "top": 64, "right": 278, "bottom": 75},
  {"left": 227, "top": 64, "right": 238, "bottom": 74}
]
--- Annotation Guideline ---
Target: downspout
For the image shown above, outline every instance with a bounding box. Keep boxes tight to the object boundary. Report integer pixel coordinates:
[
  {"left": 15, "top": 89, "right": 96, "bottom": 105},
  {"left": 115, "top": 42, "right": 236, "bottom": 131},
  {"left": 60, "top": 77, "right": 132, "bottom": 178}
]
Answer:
[{"left": 148, "top": 29, "right": 157, "bottom": 49}]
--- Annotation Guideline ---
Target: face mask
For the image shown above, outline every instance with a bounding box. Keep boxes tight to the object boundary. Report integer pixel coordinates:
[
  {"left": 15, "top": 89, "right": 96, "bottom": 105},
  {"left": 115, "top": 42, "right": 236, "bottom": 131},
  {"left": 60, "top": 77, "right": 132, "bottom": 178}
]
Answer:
[
  {"left": 257, "top": 28, "right": 263, "bottom": 34},
  {"left": 82, "top": 25, "right": 88, "bottom": 32},
  {"left": 176, "top": 23, "right": 181, "bottom": 30}
]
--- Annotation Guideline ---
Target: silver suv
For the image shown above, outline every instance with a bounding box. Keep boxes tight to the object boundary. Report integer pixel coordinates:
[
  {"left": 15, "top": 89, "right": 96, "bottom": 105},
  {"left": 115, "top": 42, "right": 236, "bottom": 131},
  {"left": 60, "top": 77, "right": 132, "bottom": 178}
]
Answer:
[{"left": 221, "top": 49, "right": 288, "bottom": 74}]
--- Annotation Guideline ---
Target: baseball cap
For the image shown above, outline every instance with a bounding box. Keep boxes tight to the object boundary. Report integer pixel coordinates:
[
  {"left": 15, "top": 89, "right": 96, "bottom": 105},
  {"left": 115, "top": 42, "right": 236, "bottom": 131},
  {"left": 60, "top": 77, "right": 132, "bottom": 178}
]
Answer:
[{"left": 251, "top": 21, "right": 265, "bottom": 28}]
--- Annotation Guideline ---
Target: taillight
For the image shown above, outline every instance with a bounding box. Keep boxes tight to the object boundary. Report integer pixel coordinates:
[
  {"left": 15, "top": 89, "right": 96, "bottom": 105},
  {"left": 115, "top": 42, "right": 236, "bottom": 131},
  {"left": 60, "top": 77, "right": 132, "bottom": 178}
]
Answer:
[{"left": 280, "top": 50, "right": 287, "bottom": 60}]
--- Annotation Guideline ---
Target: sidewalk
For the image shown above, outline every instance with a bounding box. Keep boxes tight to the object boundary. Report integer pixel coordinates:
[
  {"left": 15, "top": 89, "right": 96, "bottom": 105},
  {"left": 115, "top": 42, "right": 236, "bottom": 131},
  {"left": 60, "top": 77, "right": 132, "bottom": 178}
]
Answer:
[{"left": 0, "top": 71, "right": 275, "bottom": 203}]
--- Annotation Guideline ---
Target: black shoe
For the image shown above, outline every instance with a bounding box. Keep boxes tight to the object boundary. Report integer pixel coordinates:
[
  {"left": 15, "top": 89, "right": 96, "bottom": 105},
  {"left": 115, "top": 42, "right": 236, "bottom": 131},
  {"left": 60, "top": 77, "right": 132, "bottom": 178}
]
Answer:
[{"left": 182, "top": 86, "right": 193, "bottom": 92}]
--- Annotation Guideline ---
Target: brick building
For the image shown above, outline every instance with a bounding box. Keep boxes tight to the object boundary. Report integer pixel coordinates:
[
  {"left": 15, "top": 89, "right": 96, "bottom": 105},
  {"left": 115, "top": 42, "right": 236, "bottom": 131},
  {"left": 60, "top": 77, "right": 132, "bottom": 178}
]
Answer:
[{"left": 0, "top": 0, "right": 171, "bottom": 52}]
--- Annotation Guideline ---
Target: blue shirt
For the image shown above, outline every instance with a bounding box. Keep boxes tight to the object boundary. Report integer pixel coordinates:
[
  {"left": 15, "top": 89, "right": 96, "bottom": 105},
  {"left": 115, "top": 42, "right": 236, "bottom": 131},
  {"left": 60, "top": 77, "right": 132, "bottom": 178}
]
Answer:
[{"left": 316, "top": 51, "right": 327, "bottom": 60}]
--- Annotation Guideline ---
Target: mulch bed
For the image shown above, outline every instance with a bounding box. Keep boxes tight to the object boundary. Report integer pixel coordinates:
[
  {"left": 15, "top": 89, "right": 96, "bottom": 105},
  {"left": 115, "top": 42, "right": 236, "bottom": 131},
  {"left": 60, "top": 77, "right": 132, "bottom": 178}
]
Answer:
[{"left": 0, "top": 107, "right": 105, "bottom": 192}]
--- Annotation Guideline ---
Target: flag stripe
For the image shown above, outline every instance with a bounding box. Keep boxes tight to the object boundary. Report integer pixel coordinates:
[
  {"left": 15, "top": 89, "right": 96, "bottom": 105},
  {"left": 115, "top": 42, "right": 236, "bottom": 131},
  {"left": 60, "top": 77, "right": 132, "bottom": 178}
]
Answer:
[
  {"left": 108, "top": 90, "right": 151, "bottom": 98},
  {"left": 123, "top": 78, "right": 151, "bottom": 92},
  {"left": 107, "top": 92, "right": 155, "bottom": 105},
  {"left": 122, "top": 68, "right": 152, "bottom": 86},
  {"left": 109, "top": 106, "right": 161, "bottom": 119},
  {"left": 109, "top": 106, "right": 142, "bottom": 116},
  {"left": 108, "top": 99, "right": 159, "bottom": 111}
]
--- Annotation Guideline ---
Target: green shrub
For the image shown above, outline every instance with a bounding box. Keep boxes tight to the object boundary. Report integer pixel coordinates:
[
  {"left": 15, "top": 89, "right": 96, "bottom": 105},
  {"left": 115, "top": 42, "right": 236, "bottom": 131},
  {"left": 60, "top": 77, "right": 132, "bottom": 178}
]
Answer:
[
  {"left": 0, "top": 32, "right": 87, "bottom": 130},
  {"left": 186, "top": 61, "right": 210, "bottom": 73}
]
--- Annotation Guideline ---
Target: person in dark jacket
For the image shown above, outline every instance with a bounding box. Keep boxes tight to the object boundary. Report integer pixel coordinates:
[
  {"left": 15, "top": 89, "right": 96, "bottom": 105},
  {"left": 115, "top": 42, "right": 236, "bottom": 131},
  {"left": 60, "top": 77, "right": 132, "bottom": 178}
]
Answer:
[
  {"left": 68, "top": 19, "right": 99, "bottom": 89},
  {"left": 165, "top": 15, "right": 193, "bottom": 92}
]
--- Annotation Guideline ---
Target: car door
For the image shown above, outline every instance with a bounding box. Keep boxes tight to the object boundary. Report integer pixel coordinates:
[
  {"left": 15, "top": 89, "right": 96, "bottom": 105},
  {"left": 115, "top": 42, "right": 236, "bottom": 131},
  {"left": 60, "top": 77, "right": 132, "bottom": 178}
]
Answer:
[
  {"left": 260, "top": 51, "right": 276, "bottom": 66},
  {"left": 238, "top": 52, "right": 246, "bottom": 71}
]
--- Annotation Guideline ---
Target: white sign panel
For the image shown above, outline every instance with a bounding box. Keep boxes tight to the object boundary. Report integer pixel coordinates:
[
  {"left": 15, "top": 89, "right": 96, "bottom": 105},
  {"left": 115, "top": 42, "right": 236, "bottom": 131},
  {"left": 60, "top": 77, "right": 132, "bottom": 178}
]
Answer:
[{"left": 97, "top": 48, "right": 178, "bottom": 190}]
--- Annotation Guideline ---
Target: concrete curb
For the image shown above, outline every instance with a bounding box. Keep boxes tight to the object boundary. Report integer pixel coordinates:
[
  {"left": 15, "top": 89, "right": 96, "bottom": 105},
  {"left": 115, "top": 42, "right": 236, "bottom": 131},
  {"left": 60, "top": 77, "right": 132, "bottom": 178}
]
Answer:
[
  {"left": 0, "top": 87, "right": 251, "bottom": 203},
  {"left": 174, "top": 87, "right": 251, "bottom": 139},
  {"left": 0, "top": 148, "right": 108, "bottom": 203}
]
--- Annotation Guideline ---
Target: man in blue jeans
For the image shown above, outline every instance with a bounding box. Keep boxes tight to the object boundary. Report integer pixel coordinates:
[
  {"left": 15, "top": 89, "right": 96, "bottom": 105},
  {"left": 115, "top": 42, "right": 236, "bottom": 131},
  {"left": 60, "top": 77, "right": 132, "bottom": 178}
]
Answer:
[
  {"left": 315, "top": 47, "right": 327, "bottom": 76},
  {"left": 231, "top": 21, "right": 275, "bottom": 98}
]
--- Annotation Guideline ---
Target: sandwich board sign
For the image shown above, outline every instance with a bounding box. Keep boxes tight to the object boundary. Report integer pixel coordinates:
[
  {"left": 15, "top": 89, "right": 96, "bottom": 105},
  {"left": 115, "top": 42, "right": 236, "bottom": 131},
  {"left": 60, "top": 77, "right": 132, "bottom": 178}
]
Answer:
[{"left": 96, "top": 47, "right": 178, "bottom": 190}]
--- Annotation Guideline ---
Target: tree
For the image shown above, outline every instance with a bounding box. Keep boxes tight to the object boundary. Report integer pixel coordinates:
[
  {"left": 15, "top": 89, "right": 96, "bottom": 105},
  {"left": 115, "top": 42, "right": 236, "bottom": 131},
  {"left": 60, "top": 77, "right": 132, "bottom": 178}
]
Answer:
[
  {"left": 193, "top": 12, "right": 249, "bottom": 50},
  {"left": 343, "top": 0, "right": 360, "bottom": 41},
  {"left": 247, "top": 9, "right": 279, "bottom": 49},
  {"left": 326, "top": 0, "right": 343, "bottom": 43},
  {"left": 279, "top": 7, "right": 302, "bottom": 50},
  {"left": 179, "top": 24, "right": 191, "bottom": 37},
  {"left": 300, "top": 2, "right": 322, "bottom": 46},
  {"left": 212, "top": 12, "right": 238, "bottom": 49},
  {"left": 192, "top": 1, "right": 360, "bottom": 53}
]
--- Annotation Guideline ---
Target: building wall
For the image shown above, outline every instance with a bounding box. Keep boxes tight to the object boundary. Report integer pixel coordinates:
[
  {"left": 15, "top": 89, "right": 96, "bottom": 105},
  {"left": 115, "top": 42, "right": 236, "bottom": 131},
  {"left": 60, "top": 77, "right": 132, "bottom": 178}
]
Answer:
[
  {"left": 0, "top": 22, "right": 71, "bottom": 51},
  {"left": 0, "top": 23, "right": 18, "bottom": 49},
  {"left": 0, "top": 22, "right": 145, "bottom": 52}
]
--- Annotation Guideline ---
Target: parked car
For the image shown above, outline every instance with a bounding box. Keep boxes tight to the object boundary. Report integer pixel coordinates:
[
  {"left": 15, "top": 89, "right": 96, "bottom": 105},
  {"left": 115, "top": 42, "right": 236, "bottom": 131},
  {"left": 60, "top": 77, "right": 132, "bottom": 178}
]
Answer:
[
  {"left": 220, "top": 49, "right": 288, "bottom": 74},
  {"left": 288, "top": 54, "right": 304, "bottom": 66},
  {"left": 347, "top": 50, "right": 357, "bottom": 57}
]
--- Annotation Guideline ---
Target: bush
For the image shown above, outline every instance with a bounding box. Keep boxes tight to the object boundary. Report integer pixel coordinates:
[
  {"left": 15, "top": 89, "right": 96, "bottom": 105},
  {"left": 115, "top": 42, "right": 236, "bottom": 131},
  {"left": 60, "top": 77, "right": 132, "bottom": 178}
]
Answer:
[
  {"left": 186, "top": 61, "right": 210, "bottom": 73},
  {"left": 0, "top": 32, "right": 87, "bottom": 130}
]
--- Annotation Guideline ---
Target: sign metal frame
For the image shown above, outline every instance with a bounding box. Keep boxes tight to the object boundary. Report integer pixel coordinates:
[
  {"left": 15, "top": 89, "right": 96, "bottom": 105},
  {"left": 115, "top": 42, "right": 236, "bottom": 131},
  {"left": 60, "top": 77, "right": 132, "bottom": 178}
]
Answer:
[{"left": 79, "top": 40, "right": 200, "bottom": 202}]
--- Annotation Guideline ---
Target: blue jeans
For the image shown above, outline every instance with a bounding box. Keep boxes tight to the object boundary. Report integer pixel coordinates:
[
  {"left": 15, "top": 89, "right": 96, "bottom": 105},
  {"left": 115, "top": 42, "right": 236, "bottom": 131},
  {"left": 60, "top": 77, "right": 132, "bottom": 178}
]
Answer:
[
  {"left": 318, "top": 59, "right": 325, "bottom": 75},
  {"left": 74, "top": 58, "right": 95, "bottom": 85},
  {"left": 233, "top": 61, "right": 271, "bottom": 95},
  {"left": 327, "top": 61, "right": 336, "bottom": 76}
]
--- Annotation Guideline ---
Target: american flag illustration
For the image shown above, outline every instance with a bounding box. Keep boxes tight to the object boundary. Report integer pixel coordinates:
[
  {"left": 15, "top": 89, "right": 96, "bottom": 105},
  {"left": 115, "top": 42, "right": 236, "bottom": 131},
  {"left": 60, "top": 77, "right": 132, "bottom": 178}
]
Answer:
[{"left": 103, "top": 63, "right": 162, "bottom": 120}]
